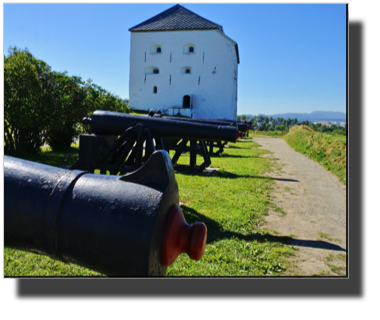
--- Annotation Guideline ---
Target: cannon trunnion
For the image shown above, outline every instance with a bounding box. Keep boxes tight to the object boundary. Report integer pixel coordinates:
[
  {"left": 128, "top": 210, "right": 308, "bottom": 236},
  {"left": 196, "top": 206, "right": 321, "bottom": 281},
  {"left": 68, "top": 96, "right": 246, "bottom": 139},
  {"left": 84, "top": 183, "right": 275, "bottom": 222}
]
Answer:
[{"left": 4, "top": 151, "right": 207, "bottom": 276}]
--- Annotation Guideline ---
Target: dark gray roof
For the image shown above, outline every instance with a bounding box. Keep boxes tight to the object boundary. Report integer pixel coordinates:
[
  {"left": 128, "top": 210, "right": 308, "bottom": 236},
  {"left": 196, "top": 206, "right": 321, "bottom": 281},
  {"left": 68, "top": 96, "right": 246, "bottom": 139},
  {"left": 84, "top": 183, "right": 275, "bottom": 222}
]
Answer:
[{"left": 129, "top": 4, "right": 223, "bottom": 32}]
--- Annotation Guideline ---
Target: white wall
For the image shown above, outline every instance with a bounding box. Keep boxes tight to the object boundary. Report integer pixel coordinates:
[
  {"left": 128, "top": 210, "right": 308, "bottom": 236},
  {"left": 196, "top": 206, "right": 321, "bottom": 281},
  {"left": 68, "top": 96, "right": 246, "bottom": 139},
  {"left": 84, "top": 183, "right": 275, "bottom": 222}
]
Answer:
[{"left": 129, "top": 30, "right": 238, "bottom": 120}]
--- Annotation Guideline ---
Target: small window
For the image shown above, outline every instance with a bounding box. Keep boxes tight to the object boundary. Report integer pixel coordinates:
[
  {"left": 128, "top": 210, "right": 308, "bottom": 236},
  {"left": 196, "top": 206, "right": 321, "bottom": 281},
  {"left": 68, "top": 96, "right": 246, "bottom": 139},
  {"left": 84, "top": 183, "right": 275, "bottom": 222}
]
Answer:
[
  {"left": 150, "top": 44, "right": 162, "bottom": 54},
  {"left": 153, "top": 69, "right": 159, "bottom": 74},
  {"left": 153, "top": 86, "right": 157, "bottom": 94},
  {"left": 180, "top": 66, "right": 192, "bottom": 74},
  {"left": 183, "top": 43, "right": 196, "bottom": 54}
]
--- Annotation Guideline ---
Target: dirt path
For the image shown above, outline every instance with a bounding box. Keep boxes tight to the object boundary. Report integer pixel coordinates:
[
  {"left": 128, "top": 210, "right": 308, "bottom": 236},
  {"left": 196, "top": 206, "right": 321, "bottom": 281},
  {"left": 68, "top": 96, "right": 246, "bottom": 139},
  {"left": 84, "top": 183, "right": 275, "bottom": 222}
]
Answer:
[{"left": 252, "top": 137, "right": 347, "bottom": 276}]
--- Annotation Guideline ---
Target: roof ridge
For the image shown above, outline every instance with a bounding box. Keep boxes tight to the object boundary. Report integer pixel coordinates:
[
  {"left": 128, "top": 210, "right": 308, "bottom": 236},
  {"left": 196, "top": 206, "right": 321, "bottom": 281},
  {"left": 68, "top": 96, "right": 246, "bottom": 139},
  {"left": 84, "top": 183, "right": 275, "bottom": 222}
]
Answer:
[
  {"left": 175, "top": 4, "right": 223, "bottom": 31},
  {"left": 129, "top": 4, "right": 223, "bottom": 32}
]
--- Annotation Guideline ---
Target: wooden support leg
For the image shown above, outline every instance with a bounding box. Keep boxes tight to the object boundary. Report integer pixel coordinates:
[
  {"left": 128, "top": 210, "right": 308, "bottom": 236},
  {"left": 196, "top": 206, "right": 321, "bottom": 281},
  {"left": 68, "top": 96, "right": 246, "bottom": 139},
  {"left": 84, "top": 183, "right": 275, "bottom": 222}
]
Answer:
[
  {"left": 199, "top": 140, "right": 211, "bottom": 169},
  {"left": 190, "top": 140, "right": 197, "bottom": 168},
  {"left": 171, "top": 139, "right": 188, "bottom": 165}
]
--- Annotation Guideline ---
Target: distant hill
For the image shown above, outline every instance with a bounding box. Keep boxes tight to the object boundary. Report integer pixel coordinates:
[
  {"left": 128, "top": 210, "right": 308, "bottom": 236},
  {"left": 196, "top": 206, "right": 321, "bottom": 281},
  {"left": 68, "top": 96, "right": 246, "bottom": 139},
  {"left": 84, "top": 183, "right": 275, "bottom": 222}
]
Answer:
[{"left": 245, "top": 111, "right": 346, "bottom": 122}]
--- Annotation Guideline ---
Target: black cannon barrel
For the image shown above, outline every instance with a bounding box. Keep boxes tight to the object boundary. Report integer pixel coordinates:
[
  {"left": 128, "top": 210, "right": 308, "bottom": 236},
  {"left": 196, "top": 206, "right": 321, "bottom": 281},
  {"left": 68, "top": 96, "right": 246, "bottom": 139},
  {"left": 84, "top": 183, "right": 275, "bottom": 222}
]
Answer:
[
  {"left": 165, "top": 116, "right": 248, "bottom": 132},
  {"left": 217, "top": 118, "right": 252, "bottom": 129},
  {"left": 85, "top": 110, "right": 238, "bottom": 143},
  {"left": 4, "top": 151, "right": 207, "bottom": 276}
]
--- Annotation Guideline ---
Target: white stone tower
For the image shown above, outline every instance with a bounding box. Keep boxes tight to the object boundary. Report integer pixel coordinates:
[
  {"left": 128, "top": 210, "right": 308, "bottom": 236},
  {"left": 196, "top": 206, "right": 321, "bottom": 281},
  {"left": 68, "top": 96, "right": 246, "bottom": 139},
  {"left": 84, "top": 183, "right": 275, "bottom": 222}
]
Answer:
[{"left": 129, "top": 4, "right": 239, "bottom": 119}]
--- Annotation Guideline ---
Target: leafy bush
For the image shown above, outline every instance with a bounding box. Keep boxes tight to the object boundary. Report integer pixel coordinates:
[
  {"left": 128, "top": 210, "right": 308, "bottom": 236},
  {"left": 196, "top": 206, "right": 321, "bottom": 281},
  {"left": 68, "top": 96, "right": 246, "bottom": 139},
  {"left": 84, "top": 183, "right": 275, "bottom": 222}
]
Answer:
[
  {"left": 4, "top": 46, "right": 131, "bottom": 153},
  {"left": 4, "top": 47, "right": 53, "bottom": 155},
  {"left": 44, "top": 72, "right": 91, "bottom": 150}
]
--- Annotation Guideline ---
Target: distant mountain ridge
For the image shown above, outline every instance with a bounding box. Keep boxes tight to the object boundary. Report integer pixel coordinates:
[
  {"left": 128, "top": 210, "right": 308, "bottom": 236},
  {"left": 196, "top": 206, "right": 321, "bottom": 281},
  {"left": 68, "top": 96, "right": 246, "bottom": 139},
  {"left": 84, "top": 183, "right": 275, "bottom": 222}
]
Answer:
[{"left": 246, "top": 111, "right": 346, "bottom": 122}]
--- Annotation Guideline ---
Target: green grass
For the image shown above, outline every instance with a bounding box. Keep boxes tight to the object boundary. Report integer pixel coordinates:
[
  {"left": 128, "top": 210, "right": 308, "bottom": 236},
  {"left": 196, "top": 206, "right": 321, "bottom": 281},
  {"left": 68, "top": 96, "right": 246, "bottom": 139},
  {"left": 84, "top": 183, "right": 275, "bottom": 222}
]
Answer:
[
  {"left": 337, "top": 253, "right": 346, "bottom": 261},
  {"left": 268, "top": 203, "right": 287, "bottom": 217},
  {"left": 130, "top": 109, "right": 149, "bottom": 115},
  {"left": 318, "top": 232, "right": 340, "bottom": 243},
  {"left": 326, "top": 253, "right": 334, "bottom": 262},
  {"left": 4, "top": 140, "right": 295, "bottom": 277},
  {"left": 4, "top": 248, "right": 103, "bottom": 277},
  {"left": 250, "top": 130, "right": 287, "bottom": 138},
  {"left": 14, "top": 145, "right": 80, "bottom": 167},
  {"left": 282, "top": 126, "right": 346, "bottom": 184},
  {"left": 327, "top": 264, "right": 346, "bottom": 276}
]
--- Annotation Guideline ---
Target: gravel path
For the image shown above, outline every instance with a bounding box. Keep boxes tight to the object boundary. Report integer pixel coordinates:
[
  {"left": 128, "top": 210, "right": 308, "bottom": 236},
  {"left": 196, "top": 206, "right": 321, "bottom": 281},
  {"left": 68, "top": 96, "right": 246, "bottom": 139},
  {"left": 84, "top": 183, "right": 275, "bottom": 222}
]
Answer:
[{"left": 252, "top": 137, "right": 347, "bottom": 276}]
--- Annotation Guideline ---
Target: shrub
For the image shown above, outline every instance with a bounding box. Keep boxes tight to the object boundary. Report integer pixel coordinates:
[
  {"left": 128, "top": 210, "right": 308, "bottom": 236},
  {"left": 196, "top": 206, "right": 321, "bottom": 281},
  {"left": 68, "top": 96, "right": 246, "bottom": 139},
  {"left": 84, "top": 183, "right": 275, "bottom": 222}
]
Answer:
[
  {"left": 4, "top": 47, "right": 53, "bottom": 155},
  {"left": 5, "top": 47, "right": 132, "bottom": 152}
]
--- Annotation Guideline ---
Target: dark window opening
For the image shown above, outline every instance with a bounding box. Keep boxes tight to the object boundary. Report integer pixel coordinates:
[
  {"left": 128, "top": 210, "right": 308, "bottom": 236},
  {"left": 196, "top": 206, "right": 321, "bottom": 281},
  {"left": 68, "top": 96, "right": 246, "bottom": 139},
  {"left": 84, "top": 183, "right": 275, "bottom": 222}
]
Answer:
[
  {"left": 153, "top": 69, "right": 159, "bottom": 74},
  {"left": 153, "top": 86, "right": 157, "bottom": 94},
  {"left": 189, "top": 47, "right": 194, "bottom": 53},
  {"left": 157, "top": 47, "right": 161, "bottom": 53},
  {"left": 183, "top": 95, "right": 191, "bottom": 109},
  {"left": 185, "top": 69, "right": 190, "bottom": 74}
]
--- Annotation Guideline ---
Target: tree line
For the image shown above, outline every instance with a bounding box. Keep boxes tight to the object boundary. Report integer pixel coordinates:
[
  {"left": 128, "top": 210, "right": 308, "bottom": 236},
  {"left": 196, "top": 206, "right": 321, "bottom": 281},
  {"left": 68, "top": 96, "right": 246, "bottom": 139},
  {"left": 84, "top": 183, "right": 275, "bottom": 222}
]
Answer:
[
  {"left": 4, "top": 46, "right": 131, "bottom": 155},
  {"left": 237, "top": 115, "right": 346, "bottom": 135}
]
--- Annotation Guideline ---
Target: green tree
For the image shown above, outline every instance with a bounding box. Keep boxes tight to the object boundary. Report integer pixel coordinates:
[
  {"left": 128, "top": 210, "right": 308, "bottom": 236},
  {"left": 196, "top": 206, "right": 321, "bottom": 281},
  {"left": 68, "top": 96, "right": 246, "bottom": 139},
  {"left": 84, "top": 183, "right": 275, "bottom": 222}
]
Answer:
[
  {"left": 318, "top": 125, "right": 329, "bottom": 133},
  {"left": 4, "top": 47, "right": 52, "bottom": 155},
  {"left": 46, "top": 77, "right": 131, "bottom": 150},
  {"left": 44, "top": 72, "right": 90, "bottom": 150},
  {"left": 5, "top": 46, "right": 132, "bottom": 153}
]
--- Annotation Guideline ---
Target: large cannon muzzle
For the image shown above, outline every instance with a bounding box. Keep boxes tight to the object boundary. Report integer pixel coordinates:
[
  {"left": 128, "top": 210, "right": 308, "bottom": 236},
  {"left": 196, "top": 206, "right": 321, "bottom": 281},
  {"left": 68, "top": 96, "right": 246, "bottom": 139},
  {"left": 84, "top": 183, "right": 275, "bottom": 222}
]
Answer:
[{"left": 4, "top": 151, "right": 207, "bottom": 276}]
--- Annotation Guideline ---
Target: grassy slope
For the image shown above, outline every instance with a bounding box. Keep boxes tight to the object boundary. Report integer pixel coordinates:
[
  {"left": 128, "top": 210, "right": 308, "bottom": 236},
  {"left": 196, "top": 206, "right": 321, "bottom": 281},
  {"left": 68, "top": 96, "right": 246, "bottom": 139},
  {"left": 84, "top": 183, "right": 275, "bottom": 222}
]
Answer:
[
  {"left": 281, "top": 126, "right": 347, "bottom": 184},
  {"left": 4, "top": 139, "right": 295, "bottom": 277}
]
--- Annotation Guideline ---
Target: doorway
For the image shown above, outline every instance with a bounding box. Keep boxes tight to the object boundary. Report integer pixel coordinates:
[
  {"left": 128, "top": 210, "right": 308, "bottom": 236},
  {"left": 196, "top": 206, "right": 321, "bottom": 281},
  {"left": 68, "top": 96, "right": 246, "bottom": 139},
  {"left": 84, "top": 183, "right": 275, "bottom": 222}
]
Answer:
[{"left": 183, "top": 95, "right": 191, "bottom": 108}]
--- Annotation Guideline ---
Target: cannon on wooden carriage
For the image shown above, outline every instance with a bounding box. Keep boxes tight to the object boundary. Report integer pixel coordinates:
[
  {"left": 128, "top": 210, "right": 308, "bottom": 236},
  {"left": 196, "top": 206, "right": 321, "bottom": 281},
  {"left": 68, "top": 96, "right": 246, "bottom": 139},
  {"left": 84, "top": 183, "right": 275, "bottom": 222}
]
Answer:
[
  {"left": 217, "top": 118, "right": 253, "bottom": 137},
  {"left": 4, "top": 151, "right": 207, "bottom": 276},
  {"left": 164, "top": 117, "right": 246, "bottom": 156},
  {"left": 165, "top": 116, "right": 248, "bottom": 133},
  {"left": 70, "top": 110, "right": 239, "bottom": 174},
  {"left": 239, "top": 120, "right": 253, "bottom": 137}
]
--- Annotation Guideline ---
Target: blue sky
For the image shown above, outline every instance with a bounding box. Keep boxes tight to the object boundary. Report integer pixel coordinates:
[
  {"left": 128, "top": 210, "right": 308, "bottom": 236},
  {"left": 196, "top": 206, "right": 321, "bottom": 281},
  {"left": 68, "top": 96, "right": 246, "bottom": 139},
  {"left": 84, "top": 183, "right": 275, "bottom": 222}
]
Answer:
[{"left": 3, "top": 3, "right": 347, "bottom": 116}]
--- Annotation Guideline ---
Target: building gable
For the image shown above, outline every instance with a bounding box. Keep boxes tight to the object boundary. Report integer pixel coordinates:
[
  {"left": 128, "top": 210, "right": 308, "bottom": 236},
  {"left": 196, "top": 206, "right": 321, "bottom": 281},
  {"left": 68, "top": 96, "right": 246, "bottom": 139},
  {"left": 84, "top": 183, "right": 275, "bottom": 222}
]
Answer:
[{"left": 129, "top": 4, "right": 223, "bottom": 32}]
